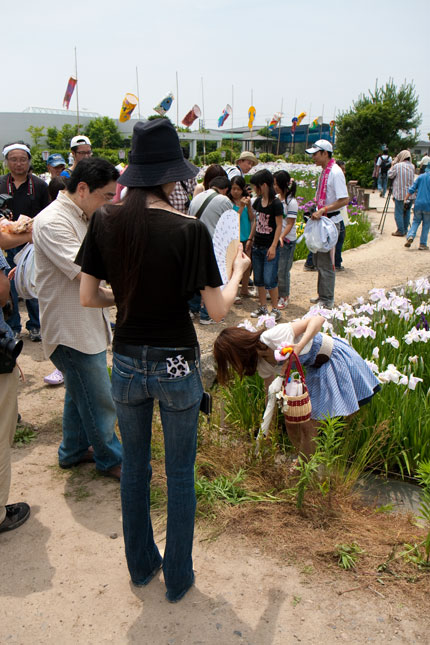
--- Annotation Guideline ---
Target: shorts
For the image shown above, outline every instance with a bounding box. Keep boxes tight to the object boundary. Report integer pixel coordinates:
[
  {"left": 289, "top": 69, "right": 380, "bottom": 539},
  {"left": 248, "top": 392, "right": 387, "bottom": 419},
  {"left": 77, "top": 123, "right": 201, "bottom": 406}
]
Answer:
[{"left": 252, "top": 245, "right": 280, "bottom": 290}]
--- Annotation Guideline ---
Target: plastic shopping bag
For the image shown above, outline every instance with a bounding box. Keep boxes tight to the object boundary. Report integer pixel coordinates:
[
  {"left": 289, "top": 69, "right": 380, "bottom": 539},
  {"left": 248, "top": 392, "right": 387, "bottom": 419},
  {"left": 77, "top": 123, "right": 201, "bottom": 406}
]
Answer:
[{"left": 304, "top": 217, "right": 338, "bottom": 253}]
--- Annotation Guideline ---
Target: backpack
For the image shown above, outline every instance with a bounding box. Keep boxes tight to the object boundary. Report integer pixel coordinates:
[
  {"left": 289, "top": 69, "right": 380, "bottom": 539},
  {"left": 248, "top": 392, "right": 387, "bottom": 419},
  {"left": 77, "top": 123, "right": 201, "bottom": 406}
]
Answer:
[{"left": 380, "top": 156, "right": 391, "bottom": 175}]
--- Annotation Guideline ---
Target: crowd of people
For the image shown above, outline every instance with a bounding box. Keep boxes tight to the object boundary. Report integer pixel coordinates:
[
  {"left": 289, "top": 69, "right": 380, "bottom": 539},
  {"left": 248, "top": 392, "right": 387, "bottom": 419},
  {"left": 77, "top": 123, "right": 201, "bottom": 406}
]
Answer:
[{"left": 0, "top": 122, "right": 426, "bottom": 601}]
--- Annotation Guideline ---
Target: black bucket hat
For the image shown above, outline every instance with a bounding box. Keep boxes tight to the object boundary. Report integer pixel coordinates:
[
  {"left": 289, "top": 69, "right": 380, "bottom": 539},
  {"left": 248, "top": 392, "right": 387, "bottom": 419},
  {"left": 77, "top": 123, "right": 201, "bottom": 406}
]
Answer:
[{"left": 119, "top": 119, "right": 198, "bottom": 187}]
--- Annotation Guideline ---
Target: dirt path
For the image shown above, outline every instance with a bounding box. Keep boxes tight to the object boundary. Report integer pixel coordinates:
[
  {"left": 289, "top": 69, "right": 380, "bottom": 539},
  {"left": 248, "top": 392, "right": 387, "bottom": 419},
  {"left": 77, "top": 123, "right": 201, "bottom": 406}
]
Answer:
[{"left": 2, "top": 191, "right": 430, "bottom": 645}]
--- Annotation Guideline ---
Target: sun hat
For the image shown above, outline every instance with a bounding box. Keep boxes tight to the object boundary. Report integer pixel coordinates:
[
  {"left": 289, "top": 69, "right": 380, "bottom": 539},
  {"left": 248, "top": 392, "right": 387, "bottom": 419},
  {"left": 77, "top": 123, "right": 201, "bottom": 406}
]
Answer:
[
  {"left": 70, "top": 135, "right": 91, "bottom": 149},
  {"left": 119, "top": 119, "right": 199, "bottom": 188},
  {"left": 46, "top": 153, "right": 66, "bottom": 167},
  {"left": 305, "top": 139, "right": 333, "bottom": 154},
  {"left": 236, "top": 151, "right": 258, "bottom": 166}
]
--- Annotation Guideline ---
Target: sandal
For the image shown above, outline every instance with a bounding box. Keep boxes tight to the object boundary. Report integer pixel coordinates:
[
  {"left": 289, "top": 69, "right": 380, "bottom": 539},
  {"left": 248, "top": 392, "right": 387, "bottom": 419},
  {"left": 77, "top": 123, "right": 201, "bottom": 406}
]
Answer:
[{"left": 44, "top": 369, "right": 64, "bottom": 385}]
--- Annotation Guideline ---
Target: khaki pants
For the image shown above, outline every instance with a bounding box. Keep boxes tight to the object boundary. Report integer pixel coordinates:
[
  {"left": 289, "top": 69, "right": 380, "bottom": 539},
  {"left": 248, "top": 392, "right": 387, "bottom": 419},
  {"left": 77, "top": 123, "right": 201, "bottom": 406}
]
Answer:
[{"left": 0, "top": 368, "right": 19, "bottom": 524}]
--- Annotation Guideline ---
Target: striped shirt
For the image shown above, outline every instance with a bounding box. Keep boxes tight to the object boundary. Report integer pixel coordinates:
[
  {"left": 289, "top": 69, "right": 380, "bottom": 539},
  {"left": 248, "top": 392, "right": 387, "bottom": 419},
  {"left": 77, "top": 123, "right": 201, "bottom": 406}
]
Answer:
[{"left": 388, "top": 161, "right": 415, "bottom": 201}]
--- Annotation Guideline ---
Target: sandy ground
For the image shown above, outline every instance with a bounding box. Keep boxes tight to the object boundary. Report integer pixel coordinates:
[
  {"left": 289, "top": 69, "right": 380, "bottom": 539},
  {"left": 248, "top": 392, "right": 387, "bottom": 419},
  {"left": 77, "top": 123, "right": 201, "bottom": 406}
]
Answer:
[{"left": 2, "top": 192, "right": 430, "bottom": 645}]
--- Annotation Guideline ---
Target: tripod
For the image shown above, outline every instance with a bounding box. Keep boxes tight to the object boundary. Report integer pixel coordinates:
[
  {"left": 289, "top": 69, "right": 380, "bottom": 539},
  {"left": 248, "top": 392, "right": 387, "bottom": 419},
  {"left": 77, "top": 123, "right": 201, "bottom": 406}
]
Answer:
[{"left": 378, "top": 186, "right": 392, "bottom": 234}]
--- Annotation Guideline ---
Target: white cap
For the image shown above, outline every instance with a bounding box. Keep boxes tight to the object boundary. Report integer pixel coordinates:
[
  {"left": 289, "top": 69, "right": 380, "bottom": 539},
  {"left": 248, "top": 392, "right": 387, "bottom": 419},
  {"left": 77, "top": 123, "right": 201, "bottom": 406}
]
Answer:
[
  {"left": 70, "top": 135, "right": 91, "bottom": 149},
  {"left": 305, "top": 139, "right": 333, "bottom": 154}
]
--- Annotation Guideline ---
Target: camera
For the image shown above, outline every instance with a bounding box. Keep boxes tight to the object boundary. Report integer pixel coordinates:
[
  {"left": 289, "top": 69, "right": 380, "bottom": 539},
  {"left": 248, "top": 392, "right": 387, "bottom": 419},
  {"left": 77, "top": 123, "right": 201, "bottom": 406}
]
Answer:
[
  {"left": 200, "top": 391, "right": 212, "bottom": 416},
  {"left": 0, "top": 329, "right": 23, "bottom": 374},
  {"left": 0, "top": 193, "right": 14, "bottom": 220},
  {"left": 303, "top": 204, "right": 317, "bottom": 222}
]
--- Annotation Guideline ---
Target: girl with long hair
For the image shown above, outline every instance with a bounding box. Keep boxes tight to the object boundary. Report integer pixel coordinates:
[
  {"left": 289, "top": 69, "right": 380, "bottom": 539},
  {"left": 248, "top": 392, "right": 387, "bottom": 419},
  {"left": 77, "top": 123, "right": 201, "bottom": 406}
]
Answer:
[
  {"left": 78, "top": 119, "right": 250, "bottom": 603},
  {"left": 228, "top": 175, "right": 255, "bottom": 301},
  {"left": 273, "top": 170, "right": 298, "bottom": 309},
  {"left": 214, "top": 316, "right": 380, "bottom": 458}
]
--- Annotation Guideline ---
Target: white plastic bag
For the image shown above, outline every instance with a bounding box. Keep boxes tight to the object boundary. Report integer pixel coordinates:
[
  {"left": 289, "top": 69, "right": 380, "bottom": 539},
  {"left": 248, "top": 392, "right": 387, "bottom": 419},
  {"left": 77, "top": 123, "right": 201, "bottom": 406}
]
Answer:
[{"left": 304, "top": 217, "right": 338, "bottom": 253}]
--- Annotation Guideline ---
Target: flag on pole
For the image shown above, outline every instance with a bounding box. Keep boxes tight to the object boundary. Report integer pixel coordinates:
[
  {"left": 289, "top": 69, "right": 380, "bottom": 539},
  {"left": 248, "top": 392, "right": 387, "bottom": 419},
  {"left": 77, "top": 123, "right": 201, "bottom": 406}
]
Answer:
[
  {"left": 218, "top": 104, "right": 232, "bottom": 127},
  {"left": 268, "top": 112, "right": 282, "bottom": 130},
  {"left": 330, "top": 120, "right": 336, "bottom": 138},
  {"left": 248, "top": 105, "right": 256, "bottom": 130},
  {"left": 291, "top": 117, "right": 298, "bottom": 134},
  {"left": 296, "top": 111, "right": 306, "bottom": 126},
  {"left": 154, "top": 92, "right": 174, "bottom": 116},
  {"left": 309, "top": 116, "right": 322, "bottom": 130},
  {"left": 63, "top": 77, "right": 77, "bottom": 109},
  {"left": 182, "top": 104, "right": 201, "bottom": 127},
  {"left": 119, "top": 93, "right": 138, "bottom": 122}
]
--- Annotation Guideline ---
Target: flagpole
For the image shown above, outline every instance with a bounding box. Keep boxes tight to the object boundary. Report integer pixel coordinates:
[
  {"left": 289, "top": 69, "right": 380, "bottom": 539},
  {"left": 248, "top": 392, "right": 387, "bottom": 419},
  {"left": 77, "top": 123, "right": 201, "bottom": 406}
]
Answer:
[
  {"left": 250, "top": 88, "right": 253, "bottom": 149},
  {"left": 136, "top": 66, "right": 141, "bottom": 119},
  {"left": 231, "top": 84, "right": 234, "bottom": 158},
  {"left": 292, "top": 97, "right": 297, "bottom": 155},
  {"left": 176, "top": 71, "right": 179, "bottom": 129},
  {"left": 201, "top": 77, "right": 206, "bottom": 165},
  {"left": 74, "top": 46, "right": 80, "bottom": 133},
  {"left": 276, "top": 97, "right": 283, "bottom": 155},
  {"left": 320, "top": 104, "right": 324, "bottom": 139},
  {"left": 305, "top": 102, "right": 311, "bottom": 152}
]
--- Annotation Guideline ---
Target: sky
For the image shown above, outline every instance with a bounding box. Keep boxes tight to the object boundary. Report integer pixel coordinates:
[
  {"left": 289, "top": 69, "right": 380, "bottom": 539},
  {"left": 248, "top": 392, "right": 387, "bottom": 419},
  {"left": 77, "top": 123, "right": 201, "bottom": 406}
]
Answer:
[{"left": 4, "top": 0, "right": 430, "bottom": 139}]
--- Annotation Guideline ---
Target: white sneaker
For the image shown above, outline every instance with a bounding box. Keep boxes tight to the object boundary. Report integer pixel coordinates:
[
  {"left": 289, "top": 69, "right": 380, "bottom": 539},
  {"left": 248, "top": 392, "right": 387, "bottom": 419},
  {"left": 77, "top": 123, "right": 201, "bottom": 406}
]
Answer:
[
  {"left": 199, "top": 317, "right": 217, "bottom": 325},
  {"left": 250, "top": 305, "right": 268, "bottom": 318},
  {"left": 270, "top": 308, "right": 282, "bottom": 322},
  {"left": 277, "top": 297, "right": 289, "bottom": 310}
]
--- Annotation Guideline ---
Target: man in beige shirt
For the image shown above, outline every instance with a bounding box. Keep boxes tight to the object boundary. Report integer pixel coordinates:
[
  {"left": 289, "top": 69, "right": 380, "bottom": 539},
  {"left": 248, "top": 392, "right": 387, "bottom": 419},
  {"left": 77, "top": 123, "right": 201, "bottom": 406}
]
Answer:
[{"left": 32, "top": 158, "right": 122, "bottom": 479}]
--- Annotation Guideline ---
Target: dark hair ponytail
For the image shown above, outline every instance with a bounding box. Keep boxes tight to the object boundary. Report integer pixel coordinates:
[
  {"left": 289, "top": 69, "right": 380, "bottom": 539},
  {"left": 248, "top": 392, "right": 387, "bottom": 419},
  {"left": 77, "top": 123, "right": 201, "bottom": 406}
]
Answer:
[{"left": 273, "top": 170, "right": 296, "bottom": 199}]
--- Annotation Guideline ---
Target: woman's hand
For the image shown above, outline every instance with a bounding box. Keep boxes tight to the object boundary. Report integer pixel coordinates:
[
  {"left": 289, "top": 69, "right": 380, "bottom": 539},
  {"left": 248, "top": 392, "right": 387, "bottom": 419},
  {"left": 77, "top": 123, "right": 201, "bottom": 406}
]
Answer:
[
  {"left": 232, "top": 243, "right": 251, "bottom": 276},
  {"left": 8, "top": 267, "right": 16, "bottom": 281}
]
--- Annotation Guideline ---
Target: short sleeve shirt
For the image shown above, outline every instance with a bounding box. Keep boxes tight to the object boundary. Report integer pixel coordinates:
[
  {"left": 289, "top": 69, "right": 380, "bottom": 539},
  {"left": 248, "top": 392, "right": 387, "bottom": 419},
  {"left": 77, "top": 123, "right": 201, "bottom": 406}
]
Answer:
[
  {"left": 0, "top": 173, "right": 50, "bottom": 221},
  {"left": 253, "top": 196, "right": 283, "bottom": 247},
  {"left": 77, "top": 207, "right": 222, "bottom": 348}
]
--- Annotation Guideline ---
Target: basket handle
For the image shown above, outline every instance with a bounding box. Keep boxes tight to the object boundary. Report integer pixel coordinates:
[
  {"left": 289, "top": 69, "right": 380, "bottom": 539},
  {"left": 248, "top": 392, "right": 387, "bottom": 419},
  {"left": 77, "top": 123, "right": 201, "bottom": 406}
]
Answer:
[{"left": 281, "top": 351, "right": 307, "bottom": 385}]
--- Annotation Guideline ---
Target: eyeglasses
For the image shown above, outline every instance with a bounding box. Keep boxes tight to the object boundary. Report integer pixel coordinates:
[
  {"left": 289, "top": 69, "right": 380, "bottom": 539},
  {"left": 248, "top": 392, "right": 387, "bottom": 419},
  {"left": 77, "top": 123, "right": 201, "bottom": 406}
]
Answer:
[{"left": 75, "top": 150, "right": 93, "bottom": 157}]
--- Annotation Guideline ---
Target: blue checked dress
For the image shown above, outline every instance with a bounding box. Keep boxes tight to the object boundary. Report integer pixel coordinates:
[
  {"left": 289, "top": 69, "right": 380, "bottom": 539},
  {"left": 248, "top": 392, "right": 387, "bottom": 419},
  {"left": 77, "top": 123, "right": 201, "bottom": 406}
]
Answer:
[{"left": 259, "top": 324, "right": 380, "bottom": 420}]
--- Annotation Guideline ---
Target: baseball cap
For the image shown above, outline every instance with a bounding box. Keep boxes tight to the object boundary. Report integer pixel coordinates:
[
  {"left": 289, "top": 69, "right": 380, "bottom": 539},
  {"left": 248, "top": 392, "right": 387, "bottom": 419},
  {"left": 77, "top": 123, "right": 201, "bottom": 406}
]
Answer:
[
  {"left": 306, "top": 139, "right": 333, "bottom": 154},
  {"left": 70, "top": 135, "right": 91, "bottom": 149},
  {"left": 47, "top": 153, "right": 66, "bottom": 167}
]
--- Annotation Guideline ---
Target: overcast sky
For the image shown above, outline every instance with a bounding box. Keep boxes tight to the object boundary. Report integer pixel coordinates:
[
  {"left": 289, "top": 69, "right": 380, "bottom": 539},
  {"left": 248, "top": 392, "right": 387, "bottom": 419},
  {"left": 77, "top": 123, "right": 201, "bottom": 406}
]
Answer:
[{"left": 4, "top": 0, "right": 429, "bottom": 138}]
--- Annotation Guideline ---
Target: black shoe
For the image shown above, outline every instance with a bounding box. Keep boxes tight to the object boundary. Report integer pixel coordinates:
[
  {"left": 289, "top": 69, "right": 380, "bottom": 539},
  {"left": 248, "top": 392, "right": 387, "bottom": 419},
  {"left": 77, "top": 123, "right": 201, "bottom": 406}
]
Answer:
[
  {"left": 28, "top": 329, "right": 42, "bottom": 342},
  {"left": 0, "top": 503, "right": 30, "bottom": 533},
  {"left": 303, "top": 264, "right": 316, "bottom": 272}
]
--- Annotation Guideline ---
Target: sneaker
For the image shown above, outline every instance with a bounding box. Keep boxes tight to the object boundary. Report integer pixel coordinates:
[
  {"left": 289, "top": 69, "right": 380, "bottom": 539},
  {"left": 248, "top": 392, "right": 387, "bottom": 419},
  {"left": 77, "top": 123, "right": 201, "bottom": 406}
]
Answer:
[
  {"left": 418, "top": 244, "right": 429, "bottom": 251},
  {"left": 404, "top": 238, "right": 413, "bottom": 248},
  {"left": 28, "top": 329, "right": 41, "bottom": 342},
  {"left": 391, "top": 231, "right": 405, "bottom": 237},
  {"left": 335, "top": 265, "right": 345, "bottom": 272},
  {"left": 270, "top": 308, "right": 281, "bottom": 322},
  {"left": 250, "top": 305, "right": 268, "bottom": 318},
  {"left": 303, "top": 264, "right": 316, "bottom": 272},
  {"left": 309, "top": 296, "right": 320, "bottom": 304},
  {"left": 266, "top": 291, "right": 271, "bottom": 300},
  {"left": 0, "top": 503, "right": 30, "bottom": 533},
  {"left": 199, "top": 317, "right": 217, "bottom": 325},
  {"left": 234, "top": 295, "right": 242, "bottom": 305},
  {"left": 44, "top": 369, "right": 64, "bottom": 385},
  {"left": 313, "top": 301, "right": 333, "bottom": 310},
  {"left": 277, "top": 297, "right": 289, "bottom": 310},
  {"left": 12, "top": 331, "right": 21, "bottom": 340}
]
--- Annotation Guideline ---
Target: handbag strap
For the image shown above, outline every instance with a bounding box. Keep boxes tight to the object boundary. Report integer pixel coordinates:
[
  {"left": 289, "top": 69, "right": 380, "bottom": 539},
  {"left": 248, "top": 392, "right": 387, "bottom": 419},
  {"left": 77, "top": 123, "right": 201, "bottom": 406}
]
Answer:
[
  {"left": 194, "top": 191, "right": 218, "bottom": 219},
  {"left": 281, "top": 351, "right": 307, "bottom": 386}
]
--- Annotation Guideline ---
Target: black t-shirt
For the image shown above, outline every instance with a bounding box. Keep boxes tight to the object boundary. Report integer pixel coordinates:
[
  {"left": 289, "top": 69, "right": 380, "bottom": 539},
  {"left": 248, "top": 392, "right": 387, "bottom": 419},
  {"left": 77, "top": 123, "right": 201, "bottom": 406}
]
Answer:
[
  {"left": 253, "top": 196, "right": 283, "bottom": 248},
  {"left": 0, "top": 173, "right": 50, "bottom": 220},
  {"left": 77, "top": 207, "right": 222, "bottom": 348}
]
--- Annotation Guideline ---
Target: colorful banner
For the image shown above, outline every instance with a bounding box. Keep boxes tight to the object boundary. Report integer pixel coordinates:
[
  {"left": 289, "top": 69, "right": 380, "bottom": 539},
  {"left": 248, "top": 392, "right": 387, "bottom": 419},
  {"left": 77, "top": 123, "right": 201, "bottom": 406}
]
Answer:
[
  {"left": 154, "top": 92, "right": 174, "bottom": 116},
  {"left": 291, "top": 117, "right": 298, "bottom": 134},
  {"left": 218, "top": 104, "right": 232, "bottom": 127},
  {"left": 330, "top": 119, "right": 336, "bottom": 138},
  {"left": 296, "top": 111, "right": 306, "bottom": 126},
  {"left": 248, "top": 105, "right": 256, "bottom": 130},
  {"left": 181, "top": 104, "right": 201, "bottom": 127},
  {"left": 119, "top": 93, "right": 138, "bottom": 122},
  {"left": 309, "top": 116, "right": 322, "bottom": 131},
  {"left": 269, "top": 112, "right": 282, "bottom": 130},
  {"left": 63, "top": 77, "right": 77, "bottom": 110}
]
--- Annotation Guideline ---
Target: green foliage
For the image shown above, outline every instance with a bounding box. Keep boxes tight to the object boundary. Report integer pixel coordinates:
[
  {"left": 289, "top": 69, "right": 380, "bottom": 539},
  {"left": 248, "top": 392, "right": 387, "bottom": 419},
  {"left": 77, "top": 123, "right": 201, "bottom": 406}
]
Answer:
[
  {"left": 30, "top": 149, "right": 49, "bottom": 175},
  {"left": 335, "top": 542, "right": 364, "bottom": 569},
  {"left": 336, "top": 80, "right": 421, "bottom": 166},
  {"left": 206, "top": 150, "right": 222, "bottom": 164},
  {"left": 258, "top": 153, "right": 276, "bottom": 163},
  {"left": 85, "top": 117, "right": 122, "bottom": 149},
  {"left": 46, "top": 123, "right": 79, "bottom": 149},
  {"left": 399, "top": 461, "right": 430, "bottom": 569},
  {"left": 14, "top": 425, "right": 37, "bottom": 445},
  {"left": 344, "top": 159, "right": 374, "bottom": 188},
  {"left": 220, "top": 372, "right": 266, "bottom": 440},
  {"left": 26, "top": 125, "right": 45, "bottom": 146}
]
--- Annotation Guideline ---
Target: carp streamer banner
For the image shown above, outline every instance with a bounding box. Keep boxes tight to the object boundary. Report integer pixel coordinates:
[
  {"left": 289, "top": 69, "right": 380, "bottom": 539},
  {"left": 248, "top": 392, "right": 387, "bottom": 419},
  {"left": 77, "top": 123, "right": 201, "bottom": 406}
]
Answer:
[
  {"left": 218, "top": 104, "right": 232, "bottom": 127},
  {"left": 248, "top": 106, "right": 256, "bottom": 130},
  {"left": 182, "top": 104, "right": 201, "bottom": 127},
  {"left": 154, "top": 92, "right": 174, "bottom": 116},
  {"left": 63, "top": 77, "right": 77, "bottom": 110},
  {"left": 269, "top": 112, "right": 282, "bottom": 130},
  {"left": 119, "top": 93, "right": 138, "bottom": 122}
]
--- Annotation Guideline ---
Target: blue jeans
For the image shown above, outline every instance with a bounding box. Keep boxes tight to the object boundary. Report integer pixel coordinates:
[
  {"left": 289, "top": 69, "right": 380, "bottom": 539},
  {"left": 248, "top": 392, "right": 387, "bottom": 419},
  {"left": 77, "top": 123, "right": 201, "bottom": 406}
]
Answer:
[
  {"left": 394, "top": 199, "right": 411, "bottom": 235},
  {"left": 50, "top": 345, "right": 122, "bottom": 470},
  {"left": 278, "top": 240, "right": 296, "bottom": 298},
  {"left": 188, "top": 293, "right": 209, "bottom": 321},
  {"left": 111, "top": 347, "right": 203, "bottom": 596},
  {"left": 6, "top": 248, "right": 40, "bottom": 333},
  {"left": 304, "top": 250, "right": 315, "bottom": 269},
  {"left": 252, "top": 245, "right": 280, "bottom": 289},
  {"left": 407, "top": 210, "right": 430, "bottom": 245},
  {"left": 379, "top": 174, "right": 388, "bottom": 197},
  {"left": 335, "top": 220, "right": 346, "bottom": 267}
]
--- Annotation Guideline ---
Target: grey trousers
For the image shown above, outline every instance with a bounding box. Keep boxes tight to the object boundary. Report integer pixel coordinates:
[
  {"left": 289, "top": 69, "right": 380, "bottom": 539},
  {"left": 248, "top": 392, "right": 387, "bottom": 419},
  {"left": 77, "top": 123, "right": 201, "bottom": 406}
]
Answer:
[
  {"left": 0, "top": 368, "right": 19, "bottom": 524},
  {"left": 314, "top": 221, "right": 340, "bottom": 307}
]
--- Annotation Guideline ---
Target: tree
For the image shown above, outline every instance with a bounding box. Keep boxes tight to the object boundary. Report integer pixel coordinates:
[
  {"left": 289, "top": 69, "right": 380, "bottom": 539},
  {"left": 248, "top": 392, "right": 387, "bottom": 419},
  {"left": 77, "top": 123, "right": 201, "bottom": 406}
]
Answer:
[
  {"left": 26, "top": 125, "right": 45, "bottom": 147},
  {"left": 85, "top": 117, "right": 122, "bottom": 148},
  {"left": 336, "top": 80, "right": 421, "bottom": 163}
]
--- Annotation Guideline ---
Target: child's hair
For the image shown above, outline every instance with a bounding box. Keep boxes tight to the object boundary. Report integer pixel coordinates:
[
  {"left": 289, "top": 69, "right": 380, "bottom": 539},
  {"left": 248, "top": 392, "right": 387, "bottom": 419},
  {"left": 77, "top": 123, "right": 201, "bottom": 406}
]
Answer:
[
  {"left": 48, "top": 176, "right": 67, "bottom": 201},
  {"left": 202, "top": 164, "right": 227, "bottom": 190},
  {"left": 250, "top": 169, "right": 275, "bottom": 202},
  {"left": 273, "top": 170, "right": 296, "bottom": 199},
  {"left": 208, "top": 176, "right": 230, "bottom": 191},
  {"left": 228, "top": 174, "right": 247, "bottom": 201},
  {"left": 213, "top": 327, "right": 265, "bottom": 384}
]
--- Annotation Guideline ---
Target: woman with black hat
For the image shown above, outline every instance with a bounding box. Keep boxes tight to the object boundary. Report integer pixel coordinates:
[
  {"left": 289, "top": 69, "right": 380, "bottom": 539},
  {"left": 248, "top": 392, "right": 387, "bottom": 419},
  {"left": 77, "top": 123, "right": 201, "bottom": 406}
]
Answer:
[{"left": 77, "top": 118, "right": 250, "bottom": 603}]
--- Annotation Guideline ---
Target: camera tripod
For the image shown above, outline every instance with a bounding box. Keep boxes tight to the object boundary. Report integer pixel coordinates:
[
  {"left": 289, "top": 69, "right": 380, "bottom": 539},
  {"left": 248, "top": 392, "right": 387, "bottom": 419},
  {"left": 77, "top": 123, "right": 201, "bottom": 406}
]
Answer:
[{"left": 378, "top": 186, "right": 393, "bottom": 234}]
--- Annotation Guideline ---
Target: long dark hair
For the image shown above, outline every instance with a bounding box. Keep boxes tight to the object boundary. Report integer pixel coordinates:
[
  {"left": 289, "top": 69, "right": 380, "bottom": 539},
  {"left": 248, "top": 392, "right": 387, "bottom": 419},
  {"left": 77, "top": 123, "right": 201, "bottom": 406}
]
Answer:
[
  {"left": 203, "top": 164, "right": 227, "bottom": 190},
  {"left": 213, "top": 327, "right": 266, "bottom": 384},
  {"left": 273, "top": 170, "right": 296, "bottom": 199},
  {"left": 250, "top": 169, "right": 276, "bottom": 202},
  {"left": 105, "top": 185, "right": 167, "bottom": 323},
  {"left": 228, "top": 175, "right": 246, "bottom": 202}
]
